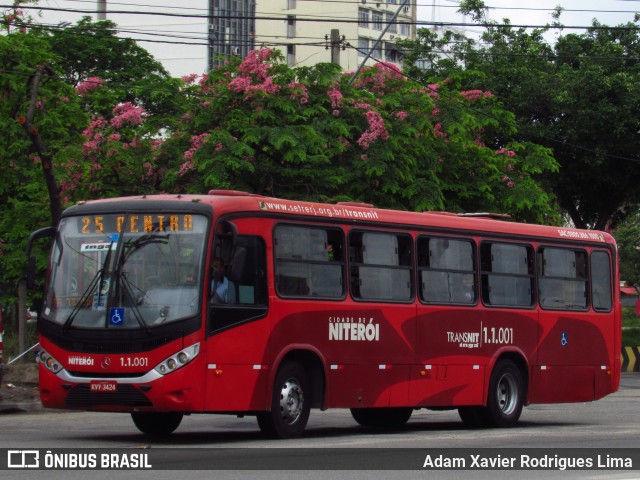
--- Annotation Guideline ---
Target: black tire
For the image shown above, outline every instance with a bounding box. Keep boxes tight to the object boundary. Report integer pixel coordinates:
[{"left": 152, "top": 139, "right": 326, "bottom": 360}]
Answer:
[
  {"left": 484, "top": 359, "right": 524, "bottom": 427},
  {"left": 458, "top": 407, "right": 482, "bottom": 428},
  {"left": 131, "top": 412, "right": 183, "bottom": 435},
  {"left": 350, "top": 407, "right": 413, "bottom": 428},
  {"left": 257, "top": 361, "right": 310, "bottom": 439},
  {"left": 457, "top": 406, "right": 488, "bottom": 428}
]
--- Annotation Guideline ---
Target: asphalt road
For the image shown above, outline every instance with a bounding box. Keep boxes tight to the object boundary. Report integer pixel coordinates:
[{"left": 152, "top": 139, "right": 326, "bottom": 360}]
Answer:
[{"left": 1, "top": 374, "right": 639, "bottom": 480}]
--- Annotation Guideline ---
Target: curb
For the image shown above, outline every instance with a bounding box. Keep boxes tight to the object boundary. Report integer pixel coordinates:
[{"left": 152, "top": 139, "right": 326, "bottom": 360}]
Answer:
[{"left": 0, "top": 398, "right": 43, "bottom": 413}]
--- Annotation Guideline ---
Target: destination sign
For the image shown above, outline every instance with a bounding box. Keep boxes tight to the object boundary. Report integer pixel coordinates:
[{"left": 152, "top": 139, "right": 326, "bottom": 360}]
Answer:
[{"left": 79, "top": 214, "right": 194, "bottom": 234}]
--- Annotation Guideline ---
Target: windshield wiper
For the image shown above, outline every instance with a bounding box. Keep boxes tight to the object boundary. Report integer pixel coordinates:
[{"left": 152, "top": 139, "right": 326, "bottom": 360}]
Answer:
[
  {"left": 63, "top": 236, "right": 117, "bottom": 331},
  {"left": 113, "top": 240, "right": 152, "bottom": 333}
]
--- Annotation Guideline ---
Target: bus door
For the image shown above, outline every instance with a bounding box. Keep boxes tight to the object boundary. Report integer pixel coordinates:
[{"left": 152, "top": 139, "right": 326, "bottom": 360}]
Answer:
[{"left": 204, "top": 222, "right": 270, "bottom": 411}]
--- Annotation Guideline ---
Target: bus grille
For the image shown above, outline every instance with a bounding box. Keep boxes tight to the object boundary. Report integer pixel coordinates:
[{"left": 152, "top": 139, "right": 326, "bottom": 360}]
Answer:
[{"left": 65, "top": 384, "right": 152, "bottom": 408}]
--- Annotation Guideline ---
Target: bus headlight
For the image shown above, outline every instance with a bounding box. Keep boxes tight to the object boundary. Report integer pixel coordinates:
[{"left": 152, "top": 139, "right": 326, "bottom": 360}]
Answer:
[
  {"left": 38, "top": 349, "right": 63, "bottom": 374},
  {"left": 154, "top": 343, "right": 200, "bottom": 375}
]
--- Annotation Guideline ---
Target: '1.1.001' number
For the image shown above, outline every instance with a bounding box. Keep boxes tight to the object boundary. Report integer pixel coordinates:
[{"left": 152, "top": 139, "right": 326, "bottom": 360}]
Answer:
[
  {"left": 482, "top": 327, "right": 514, "bottom": 345},
  {"left": 120, "top": 357, "right": 149, "bottom": 368}
]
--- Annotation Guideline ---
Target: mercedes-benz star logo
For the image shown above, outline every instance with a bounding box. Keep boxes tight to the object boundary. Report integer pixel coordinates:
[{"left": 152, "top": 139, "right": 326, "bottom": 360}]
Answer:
[{"left": 101, "top": 357, "right": 112, "bottom": 369}]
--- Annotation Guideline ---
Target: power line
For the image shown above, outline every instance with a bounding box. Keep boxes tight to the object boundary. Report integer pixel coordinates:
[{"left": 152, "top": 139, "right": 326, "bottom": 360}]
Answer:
[
  {"left": 37, "top": 0, "right": 640, "bottom": 15},
  {"left": 4, "top": 17, "right": 640, "bottom": 64},
  {"left": 6, "top": 4, "right": 640, "bottom": 31},
  {"left": 9, "top": 18, "right": 640, "bottom": 63},
  {"left": 3, "top": 19, "right": 334, "bottom": 48}
]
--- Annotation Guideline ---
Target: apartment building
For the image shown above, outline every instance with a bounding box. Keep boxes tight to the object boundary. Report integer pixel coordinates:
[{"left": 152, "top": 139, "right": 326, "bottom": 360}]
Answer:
[{"left": 208, "top": 0, "right": 417, "bottom": 71}]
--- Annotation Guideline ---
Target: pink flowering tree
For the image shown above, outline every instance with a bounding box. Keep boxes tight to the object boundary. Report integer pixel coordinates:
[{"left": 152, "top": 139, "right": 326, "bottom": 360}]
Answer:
[
  {"left": 422, "top": 78, "right": 560, "bottom": 222},
  {"left": 160, "top": 49, "right": 558, "bottom": 221},
  {"left": 59, "top": 99, "right": 163, "bottom": 201},
  {"left": 159, "top": 51, "right": 446, "bottom": 207}
]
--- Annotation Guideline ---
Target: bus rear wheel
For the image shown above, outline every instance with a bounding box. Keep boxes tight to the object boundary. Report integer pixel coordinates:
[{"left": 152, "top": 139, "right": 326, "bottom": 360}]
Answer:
[
  {"left": 485, "top": 360, "right": 524, "bottom": 427},
  {"left": 350, "top": 407, "right": 413, "bottom": 428},
  {"left": 131, "top": 412, "right": 183, "bottom": 435},
  {"left": 257, "top": 361, "right": 310, "bottom": 439}
]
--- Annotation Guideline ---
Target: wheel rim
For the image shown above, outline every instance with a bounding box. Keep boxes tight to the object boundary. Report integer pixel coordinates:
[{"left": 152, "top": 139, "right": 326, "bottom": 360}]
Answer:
[
  {"left": 496, "top": 372, "right": 518, "bottom": 415},
  {"left": 279, "top": 377, "right": 304, "bottom": 426}
]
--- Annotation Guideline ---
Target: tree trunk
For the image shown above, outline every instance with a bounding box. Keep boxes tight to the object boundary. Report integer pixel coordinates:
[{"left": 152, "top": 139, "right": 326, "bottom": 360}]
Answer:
[{"left": 21, "top": 65, "right": 62, "bottom": 228}]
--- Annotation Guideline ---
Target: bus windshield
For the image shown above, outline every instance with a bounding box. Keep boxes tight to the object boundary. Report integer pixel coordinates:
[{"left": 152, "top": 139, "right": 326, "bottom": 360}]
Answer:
[{"left": 42, "top": 213, "right": 209, "bottom": 330}]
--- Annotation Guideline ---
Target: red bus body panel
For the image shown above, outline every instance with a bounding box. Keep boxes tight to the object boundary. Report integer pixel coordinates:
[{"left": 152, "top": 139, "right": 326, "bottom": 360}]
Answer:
[{"left": 37, "top": 193, "right": 621, "bottom": 416}]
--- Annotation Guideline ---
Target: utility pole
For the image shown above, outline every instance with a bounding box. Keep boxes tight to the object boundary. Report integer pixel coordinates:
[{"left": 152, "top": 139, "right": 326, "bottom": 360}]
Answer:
[
  {"left": 97, "top": 0, "right": 106, "bottom": 20},
  {"left": 330, "top": 29, "right": 340, "bottom": 65}
]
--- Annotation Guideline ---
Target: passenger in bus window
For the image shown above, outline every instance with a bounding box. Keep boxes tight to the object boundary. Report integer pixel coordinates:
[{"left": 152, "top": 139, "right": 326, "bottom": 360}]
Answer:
[{"left": 211, "top": 258, "right": 236, "bottom": 304}]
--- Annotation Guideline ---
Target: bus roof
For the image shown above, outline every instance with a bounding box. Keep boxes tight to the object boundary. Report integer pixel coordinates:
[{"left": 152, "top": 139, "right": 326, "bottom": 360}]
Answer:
[{"left": 67, "top": 191, "right": 615, "bottom": 246}]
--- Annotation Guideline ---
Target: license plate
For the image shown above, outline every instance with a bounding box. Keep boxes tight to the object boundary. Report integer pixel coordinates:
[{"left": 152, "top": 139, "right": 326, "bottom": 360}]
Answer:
[{"left": 89, "top": 381, "right": 117, "bottom": 393}]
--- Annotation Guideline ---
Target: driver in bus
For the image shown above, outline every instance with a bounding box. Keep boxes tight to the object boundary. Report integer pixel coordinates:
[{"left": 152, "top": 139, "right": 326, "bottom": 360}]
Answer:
[{"left": 211, "top": 258, "right": 236, "bottom": 304}]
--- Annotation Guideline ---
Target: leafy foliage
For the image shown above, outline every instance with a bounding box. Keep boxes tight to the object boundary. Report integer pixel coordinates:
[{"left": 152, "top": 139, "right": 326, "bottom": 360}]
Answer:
[
  {"left": 0, "top": 13, "right": 177, "bottom": 308},
  {"left": 399, "top": 3, "right": 640, "bottom": 229},
  {"left": 614, "top": 211, "right": 640, "bottom": 286}
]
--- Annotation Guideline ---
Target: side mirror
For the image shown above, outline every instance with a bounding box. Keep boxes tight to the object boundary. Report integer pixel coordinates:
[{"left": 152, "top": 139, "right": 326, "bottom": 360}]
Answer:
[
  {"left": 25, "top": 226, "right": 56, "bottom": 290},
  {"left": 26, "top": 256, "right": 37, "bottom": 290}
]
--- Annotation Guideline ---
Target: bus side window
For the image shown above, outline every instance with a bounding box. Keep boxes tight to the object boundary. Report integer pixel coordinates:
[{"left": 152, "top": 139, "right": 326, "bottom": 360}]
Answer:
[
  {"left": 538, "top": 247, "right": 588, "bottom": 310},
  {"left": 274, "top": 225, "right": 345, "bottom": 299},
  {"left": 228, "top": 236, "right": 267, "bottom": 306},
  {"left": 591, "top": 251, "right": 612, "bottom": 312},
  {"left": 350, "top": 230, "right": 413, "bottom": 302},
  {"left": 209, "top": 235, "right": 268, "bottom": 333},
  {"left": 481, "top": 242, "right": 534, "bottom": 307},
  {"left": 418, "top": 236, "right": 476, "bottom": 305}
]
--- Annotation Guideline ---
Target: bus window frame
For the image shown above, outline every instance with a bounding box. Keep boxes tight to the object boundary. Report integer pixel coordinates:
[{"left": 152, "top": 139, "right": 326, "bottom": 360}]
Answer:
[
  {"left": 273, "top": 222, "right": 347, "bottom": 301},
  {"left": 590, "top": 249, "right": 613, "bottom": 314},
  {"left": 479, "top": 240, "right": 536, "bottom": 310},
  {"left": 348, "top": 228, "right": 415, "bottom": 304},
  {"left": 416, "top": 234, "right": 478, "bottom": 306},
  {"left": 537, "top": 244, "right": 590, "bottom": 312},
  {"left": 208, "top": 233, "right": 269, "bottom": 335}
]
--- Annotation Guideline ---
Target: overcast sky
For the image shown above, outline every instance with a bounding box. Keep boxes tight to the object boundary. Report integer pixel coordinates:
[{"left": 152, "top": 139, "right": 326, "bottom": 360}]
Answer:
[{"left": 35, "top": 0, "right": 640, "bottom": 78}]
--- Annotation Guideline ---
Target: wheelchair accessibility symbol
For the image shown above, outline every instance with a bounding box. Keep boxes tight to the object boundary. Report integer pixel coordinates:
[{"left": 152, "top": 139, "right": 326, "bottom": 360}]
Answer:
[
  {"left": 561, "top": 332, "right": 568, "bottom": 347},
  {"left": 109, "top": 307, "right": 125, "bottom": 326}
]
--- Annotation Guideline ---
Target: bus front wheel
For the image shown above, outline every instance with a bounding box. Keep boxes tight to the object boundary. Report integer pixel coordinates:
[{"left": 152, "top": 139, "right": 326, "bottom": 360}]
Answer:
[
  {"left": 457, "top": 406, "right": 488, "bottom": 428},
  {"left": 257, "top": 361, "right": 310, "bottom": 439},
  {"left": 131, "top": 412, "right": 183, "bottom": 435}
]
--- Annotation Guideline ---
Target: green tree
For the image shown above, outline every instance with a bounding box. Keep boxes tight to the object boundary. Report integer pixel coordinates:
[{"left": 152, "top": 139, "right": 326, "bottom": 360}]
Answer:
[
  {"left": 0, "top": 13, "right": 560, "bottom": 313},
  {"left": 614, "top": 211, "right": 640, "bottom": 285},
  {"left": 0, "top": 20, "right": 87, "bottom": 309},
  {"left": 400, "top": 1, "right": 640, "bottom": 229},
  {"left": 0, "top": 11, "right": 178, "bottom": 309}
]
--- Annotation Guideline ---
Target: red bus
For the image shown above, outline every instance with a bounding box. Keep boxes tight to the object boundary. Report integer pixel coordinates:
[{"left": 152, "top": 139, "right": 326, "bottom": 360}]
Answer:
[{"left": 28, "top": 190, "right": 621, "bottom": 438}]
